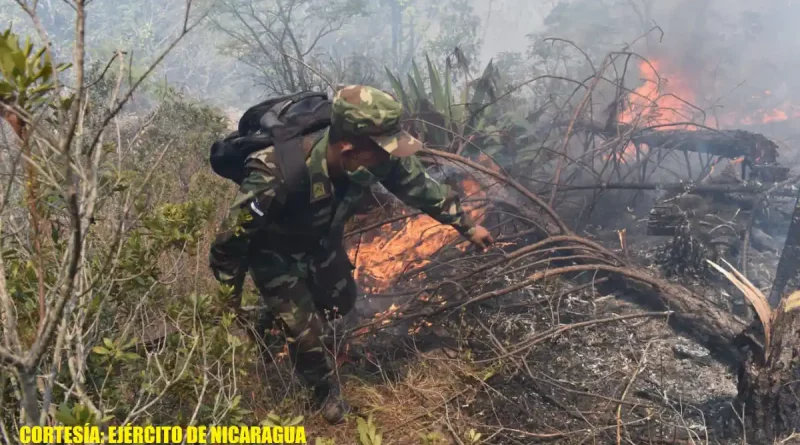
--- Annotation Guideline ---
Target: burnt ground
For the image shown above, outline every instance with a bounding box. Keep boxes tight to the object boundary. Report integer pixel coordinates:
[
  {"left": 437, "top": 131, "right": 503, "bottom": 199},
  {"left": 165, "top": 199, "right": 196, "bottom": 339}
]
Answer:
[{"left": 242, "top": 188, "right": 791, "bottom": 444}]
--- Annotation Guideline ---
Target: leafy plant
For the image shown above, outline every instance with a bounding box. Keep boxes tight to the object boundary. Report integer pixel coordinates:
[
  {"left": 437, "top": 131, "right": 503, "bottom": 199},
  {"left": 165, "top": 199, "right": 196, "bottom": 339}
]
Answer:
[
  {"left": 91, "top": 337, "right": 140, "bottom": 364},
  {"left": 385, "top": 53, "right": 543, "bottom": 171},
  {"left": 465, "top": 428, "right": 482, "bottom": 444},
  {"left": 54, "top": 403, "right": 113, "bottom": 426},
  {"left": 261, "top": 411, "right": 305, "bottom": 427},
  {"left": 0, "top": 27, "right": 70, "bottom": 109},
  {"left": 385, "top": 54, "right": 498, "bottom": 152},
  {"left": 356, "top": 414, "right": 383, "bottom": 445},
  {"left": 418, "top": 431, "right": 445, "bottom": 444}
]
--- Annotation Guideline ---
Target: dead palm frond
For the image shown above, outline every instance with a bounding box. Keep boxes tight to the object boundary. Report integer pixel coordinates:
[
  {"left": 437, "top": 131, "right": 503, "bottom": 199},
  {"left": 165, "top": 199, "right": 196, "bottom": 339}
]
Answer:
[
  {"left": 707, "top": 258, "right": 800, "bottom": 362},
  {"left": 707, "top": 258, "right": 773, "bottom": 358}
]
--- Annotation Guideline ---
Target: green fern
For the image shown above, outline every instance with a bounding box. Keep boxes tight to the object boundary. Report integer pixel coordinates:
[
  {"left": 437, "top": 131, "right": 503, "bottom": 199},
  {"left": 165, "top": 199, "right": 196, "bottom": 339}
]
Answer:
[{"left": 356, "top": 415, "right": 382, "bottom": 445}]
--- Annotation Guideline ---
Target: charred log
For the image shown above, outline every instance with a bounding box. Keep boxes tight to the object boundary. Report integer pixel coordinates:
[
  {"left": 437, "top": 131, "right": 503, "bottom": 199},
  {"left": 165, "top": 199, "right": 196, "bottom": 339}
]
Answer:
[
  {"left": 562, "top": 119, "right": 780, "bottom": 163},
  {"left": 751, "top": 164, "right": 790, "bottom": 183},
  {"left": 631, "top": 129, "right": 779, "bottom": 163},
  {"left": 563, "top": 181, "right": 798, "bottom": 197}
]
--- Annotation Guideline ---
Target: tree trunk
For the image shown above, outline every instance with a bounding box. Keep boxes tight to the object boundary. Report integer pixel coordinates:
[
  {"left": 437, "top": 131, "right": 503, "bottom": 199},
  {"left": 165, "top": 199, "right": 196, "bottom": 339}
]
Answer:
[
  {"left": 390, "top": 0, "right": 402, "bottom": 66},
  {"left": 738, "top": 192, "right": 800, "bottom": 442},
  {"left": 768, "top": 193, "right": 800, "bottom": 307},
  {"left": 737, "top": 307, "right": 800, "bottom": 442}
]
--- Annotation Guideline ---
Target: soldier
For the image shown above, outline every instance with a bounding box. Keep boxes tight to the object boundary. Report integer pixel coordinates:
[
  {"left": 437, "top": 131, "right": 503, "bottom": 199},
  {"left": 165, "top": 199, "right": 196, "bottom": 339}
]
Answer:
[{"left": 209, "top": 85, "right": 495, "bottom": 424}]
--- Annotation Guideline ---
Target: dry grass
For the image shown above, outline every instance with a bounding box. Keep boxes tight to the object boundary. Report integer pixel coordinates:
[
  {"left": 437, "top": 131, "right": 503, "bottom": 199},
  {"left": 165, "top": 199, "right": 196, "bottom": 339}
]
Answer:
[{"left": 303, "top": 350, "right": 476, "bottom": 444}]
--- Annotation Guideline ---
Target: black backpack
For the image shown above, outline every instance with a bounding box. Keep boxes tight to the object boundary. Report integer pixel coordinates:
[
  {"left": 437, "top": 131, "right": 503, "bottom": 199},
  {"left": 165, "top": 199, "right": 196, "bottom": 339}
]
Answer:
[{"left": 209, "top": 91, "right": 332, "bottom": 189}]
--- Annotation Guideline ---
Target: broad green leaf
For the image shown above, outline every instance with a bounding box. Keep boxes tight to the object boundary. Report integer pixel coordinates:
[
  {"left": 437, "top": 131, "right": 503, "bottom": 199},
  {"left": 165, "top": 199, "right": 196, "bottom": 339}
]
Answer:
[
  {"left": 11, "top": 47, "right": 26, "bottom": 74},
  {"left": 91, "top": 346, "right": 110, "bottom": 355},
  {"left": 120, "top": 352, "right": 139, "bottom": 361},
  {"left": 357, "top": 417, "right": 369, "bottom": 444},
  {"left": 36, "top": 63, "right": 53, "bottom": 82},
  {"left": 55, "top": 404, "right": 78, "bottom": 425},
  {"left": 0, "top": 81, "right": 12, "bottom": 97},
  {"left": 0, "top": 51, "right": 15, "bottom": 78},
  {"left": 22, "top": 37, "right": 32, "bottom": 57}
]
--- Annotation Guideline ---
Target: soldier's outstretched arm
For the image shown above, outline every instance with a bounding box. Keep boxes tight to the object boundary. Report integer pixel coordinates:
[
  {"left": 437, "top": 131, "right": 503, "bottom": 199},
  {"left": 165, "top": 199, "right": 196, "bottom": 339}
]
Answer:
[
  {"left": 381, "top": 155, "right": 476, "bottom": 237},
  {"left": 209, "top": 150, "right": 285, "bottom": 305}
]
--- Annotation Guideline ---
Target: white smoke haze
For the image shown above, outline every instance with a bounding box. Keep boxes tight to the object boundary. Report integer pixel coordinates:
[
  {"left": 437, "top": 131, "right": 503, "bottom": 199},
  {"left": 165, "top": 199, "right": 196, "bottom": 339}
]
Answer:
[{"left": 2, "top": 0, "right": 799, "bottom": 145}]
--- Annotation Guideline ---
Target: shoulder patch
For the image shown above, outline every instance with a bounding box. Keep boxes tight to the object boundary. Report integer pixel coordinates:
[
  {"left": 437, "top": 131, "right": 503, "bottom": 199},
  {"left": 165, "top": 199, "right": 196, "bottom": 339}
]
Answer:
[
  {"left": 309, "top": 172, "right": 332, "bottom": 203},
  {"left": 312, "top": 182, "right": 326, "bottom": 199}
]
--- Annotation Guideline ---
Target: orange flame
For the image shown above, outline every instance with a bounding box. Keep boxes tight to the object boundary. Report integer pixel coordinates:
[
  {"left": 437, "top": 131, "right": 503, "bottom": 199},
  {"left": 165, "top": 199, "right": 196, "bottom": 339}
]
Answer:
[
  {"left": 348, "top": 177, "right": 487, "bottom": 293},
  {"left": 620, "top": 60, "right": 699, "bottom": 131},
  {"left": 622, "top": 61, "right": 799, "bottom": 129}
]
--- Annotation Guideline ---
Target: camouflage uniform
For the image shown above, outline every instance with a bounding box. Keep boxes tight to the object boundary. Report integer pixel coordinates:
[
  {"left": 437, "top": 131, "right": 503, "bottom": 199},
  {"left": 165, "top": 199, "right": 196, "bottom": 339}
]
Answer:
[{"left": 209, "top": 85, "right": 476, "bottom": 390}]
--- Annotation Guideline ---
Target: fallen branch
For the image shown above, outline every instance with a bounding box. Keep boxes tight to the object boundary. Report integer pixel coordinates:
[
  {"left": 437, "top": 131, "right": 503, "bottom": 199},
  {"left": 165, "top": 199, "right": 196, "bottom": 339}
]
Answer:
[
  {"left": 353, "top": 260, "right": 744, "bottom": 365},
  {"left": 474, "top": 311, "right": 670, "bottom": 363},
  {"left": 420, "top": 148, "right": 570, "bottom": 234},
  {"left": 559, "top": 182, "right": 799, "bottom": 197}
]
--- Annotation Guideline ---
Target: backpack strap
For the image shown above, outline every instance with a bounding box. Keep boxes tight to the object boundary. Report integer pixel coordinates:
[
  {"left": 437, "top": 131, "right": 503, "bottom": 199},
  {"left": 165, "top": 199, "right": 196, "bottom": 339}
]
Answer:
[
  {"left": 274, "top": 137, "right": 310, "bottom": 194},
  {"left": 270, "top": 95, "right": 331, "bottom": 193},
  {"left": 215, "top": 91, "right": 331, "bottom": 189}
]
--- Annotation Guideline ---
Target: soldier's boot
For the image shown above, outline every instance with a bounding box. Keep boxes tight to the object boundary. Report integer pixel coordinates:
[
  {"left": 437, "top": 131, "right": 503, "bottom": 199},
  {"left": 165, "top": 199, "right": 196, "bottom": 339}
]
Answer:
[
  {"left": 293, "top": 344, "right": 352, "bottom": 425},
  {"left": 313, "top": 376, "right": 351, "bottom": 425}
]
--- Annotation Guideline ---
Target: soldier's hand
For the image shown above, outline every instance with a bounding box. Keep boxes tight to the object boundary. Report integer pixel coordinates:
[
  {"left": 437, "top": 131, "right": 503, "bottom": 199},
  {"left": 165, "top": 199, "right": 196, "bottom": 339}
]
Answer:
[{"left": 468, "top": 225, "right": 495, "bottom": 251}]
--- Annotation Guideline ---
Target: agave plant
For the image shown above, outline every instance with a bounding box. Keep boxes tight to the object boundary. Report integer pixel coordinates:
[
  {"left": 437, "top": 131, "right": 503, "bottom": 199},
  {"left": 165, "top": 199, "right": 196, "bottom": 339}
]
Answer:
[
  {"left": 385, "top": 52, "right": 543, "bottom": 171},
  {"left": 384, "top": 53, "right": 499, "bottom": 151}
]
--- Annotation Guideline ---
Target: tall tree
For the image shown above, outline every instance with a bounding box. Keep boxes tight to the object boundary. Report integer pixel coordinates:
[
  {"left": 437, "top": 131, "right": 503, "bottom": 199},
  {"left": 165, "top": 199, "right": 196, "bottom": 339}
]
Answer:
[{"left": 212, "top": 0, "right": 366, "bottom": 94}]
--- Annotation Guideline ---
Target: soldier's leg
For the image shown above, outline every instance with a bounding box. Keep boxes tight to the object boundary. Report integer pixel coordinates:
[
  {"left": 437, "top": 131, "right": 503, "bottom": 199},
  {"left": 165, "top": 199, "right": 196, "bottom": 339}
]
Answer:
[
  {"left": 305, "top": 245, "right": 357, "bottom": 423},
  {"left": 308, "top": 244, "right": 358, "bottom": 320},
  {"left": 250, "top": 260, "right": 336, "bottom": 389}
]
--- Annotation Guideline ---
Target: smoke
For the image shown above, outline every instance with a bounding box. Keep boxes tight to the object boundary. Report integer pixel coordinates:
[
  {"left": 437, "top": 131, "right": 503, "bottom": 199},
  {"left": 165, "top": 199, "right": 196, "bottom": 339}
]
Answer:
[
  {"left": 633, "top": 1, "right": 800, "bottom": 135},
  {"left": 4, "top": 0, "right": 799, "bottom": 143},
  {"left": 467, "top": 0, "right": 800, "bottom": 158}
]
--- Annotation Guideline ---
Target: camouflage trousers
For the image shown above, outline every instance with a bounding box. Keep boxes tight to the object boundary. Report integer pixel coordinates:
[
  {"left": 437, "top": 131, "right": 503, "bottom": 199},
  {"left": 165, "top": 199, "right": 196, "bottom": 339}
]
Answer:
[{"left": 250, "top": 243, "right": 357, "bottom": 388}]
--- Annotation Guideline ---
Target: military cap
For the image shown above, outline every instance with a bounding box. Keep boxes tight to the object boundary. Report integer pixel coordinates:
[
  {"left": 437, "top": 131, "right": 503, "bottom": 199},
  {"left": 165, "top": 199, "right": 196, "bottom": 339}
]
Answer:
[{"left": 331, "top": 85, "right": 422, "bottom": 157}]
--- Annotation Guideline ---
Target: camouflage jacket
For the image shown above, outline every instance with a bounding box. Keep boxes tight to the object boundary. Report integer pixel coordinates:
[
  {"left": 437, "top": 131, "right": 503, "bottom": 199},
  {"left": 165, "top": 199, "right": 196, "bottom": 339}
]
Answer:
[{"left": 209, "top": 129, "right": 476, "bottom": 288}]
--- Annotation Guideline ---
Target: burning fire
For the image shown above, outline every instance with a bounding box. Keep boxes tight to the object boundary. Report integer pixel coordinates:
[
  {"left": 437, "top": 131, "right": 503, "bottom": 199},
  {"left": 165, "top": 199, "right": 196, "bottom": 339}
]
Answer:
[
  {"left": 620, "top": 59, "right": 700, "bottom": 131},
  {"left": 616, "top": 59, "right": 798, "bottom": 161},
  {"left": 348, "top": 177, "right": 487, "bottom": 293},
  {"left": 621, "top": 60, "right": 799, "bottom": 129}
]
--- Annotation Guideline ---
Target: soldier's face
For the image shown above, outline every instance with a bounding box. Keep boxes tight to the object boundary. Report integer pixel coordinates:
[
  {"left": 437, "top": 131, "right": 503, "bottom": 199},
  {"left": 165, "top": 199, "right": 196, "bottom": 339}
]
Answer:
[{"left": 340, "top": 138, "right": 390, "bottom": 171}]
